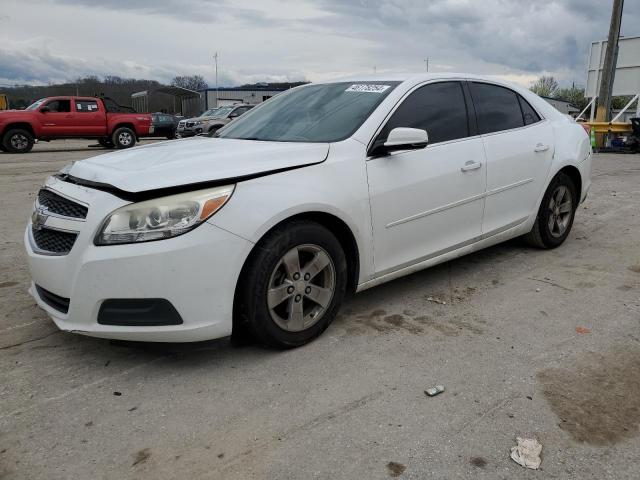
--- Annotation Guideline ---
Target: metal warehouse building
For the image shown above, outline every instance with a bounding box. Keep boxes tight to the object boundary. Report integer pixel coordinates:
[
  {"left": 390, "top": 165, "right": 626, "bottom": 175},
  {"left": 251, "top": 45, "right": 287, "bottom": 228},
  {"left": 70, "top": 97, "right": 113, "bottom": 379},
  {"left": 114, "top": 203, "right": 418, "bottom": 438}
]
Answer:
[{"left": 201, "top": 86, "right": 289, "bottom": 110}]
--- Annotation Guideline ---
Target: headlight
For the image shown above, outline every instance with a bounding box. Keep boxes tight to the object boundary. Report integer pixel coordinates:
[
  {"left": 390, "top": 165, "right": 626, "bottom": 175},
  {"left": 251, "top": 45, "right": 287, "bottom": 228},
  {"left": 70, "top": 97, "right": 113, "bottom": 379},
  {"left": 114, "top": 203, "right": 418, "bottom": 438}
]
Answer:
[
  {"left": 193, "top": 120, "right": 203, "bottom": 126},
  {"left": 95, "top": 185, "right": 234, "bottom": 245}
]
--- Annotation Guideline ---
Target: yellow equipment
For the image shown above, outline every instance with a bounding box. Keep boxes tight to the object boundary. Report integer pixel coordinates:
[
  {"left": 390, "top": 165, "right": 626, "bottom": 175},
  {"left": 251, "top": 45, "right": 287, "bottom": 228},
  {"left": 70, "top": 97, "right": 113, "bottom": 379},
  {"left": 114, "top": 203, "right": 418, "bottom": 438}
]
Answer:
[{"left": 0, "top": 94, "right": 7, "bottom": 110}]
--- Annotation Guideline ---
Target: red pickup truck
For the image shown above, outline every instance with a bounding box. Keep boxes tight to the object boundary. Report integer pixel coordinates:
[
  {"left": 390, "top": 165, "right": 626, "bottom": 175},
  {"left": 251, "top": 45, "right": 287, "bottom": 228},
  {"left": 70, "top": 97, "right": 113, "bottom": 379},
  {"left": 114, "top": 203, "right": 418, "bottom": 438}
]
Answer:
[{"left": 0, "top": 96, "right": 152, "bottom": 153}]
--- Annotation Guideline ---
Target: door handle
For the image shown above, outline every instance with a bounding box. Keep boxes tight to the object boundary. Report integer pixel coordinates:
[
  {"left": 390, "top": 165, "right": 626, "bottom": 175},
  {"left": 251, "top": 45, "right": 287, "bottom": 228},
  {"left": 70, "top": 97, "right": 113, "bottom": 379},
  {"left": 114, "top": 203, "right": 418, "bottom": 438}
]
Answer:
[
  {"left": 460, "top": 161, "right": 482, "bottom": 172},
  {"left": 534, "top": 143, "right": 550, "bottom": 152}
]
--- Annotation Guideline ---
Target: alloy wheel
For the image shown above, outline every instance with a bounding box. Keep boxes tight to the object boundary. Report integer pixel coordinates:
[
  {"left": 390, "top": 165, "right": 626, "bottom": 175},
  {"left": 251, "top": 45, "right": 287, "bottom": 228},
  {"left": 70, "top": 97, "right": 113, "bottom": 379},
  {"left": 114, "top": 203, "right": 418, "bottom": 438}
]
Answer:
[
  {"left": 10, "top": 134, "right": 28, "bottom": 150},
  {"left": 547, "top": 185, "right": 573, "bottom": 238},
  {"left": 267, "top": 244, "right": 336, "bottom": 332},
  {"left": 118, "top": 132, "right": 132, "bottom": 146}
]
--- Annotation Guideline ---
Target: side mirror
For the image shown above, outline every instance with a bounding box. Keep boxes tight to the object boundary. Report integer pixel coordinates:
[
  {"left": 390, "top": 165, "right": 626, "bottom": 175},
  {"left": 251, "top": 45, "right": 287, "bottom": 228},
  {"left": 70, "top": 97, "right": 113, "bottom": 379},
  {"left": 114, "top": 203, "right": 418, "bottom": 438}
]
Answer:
[
  {"left": 228, "top": 112, "right": 239, "bottom": 119},
  {"left": 40, "top": 106, "right": 50, "bottom": 113},
  {"left": 384, "top": 127, "right": 429, "bottom": 150}
]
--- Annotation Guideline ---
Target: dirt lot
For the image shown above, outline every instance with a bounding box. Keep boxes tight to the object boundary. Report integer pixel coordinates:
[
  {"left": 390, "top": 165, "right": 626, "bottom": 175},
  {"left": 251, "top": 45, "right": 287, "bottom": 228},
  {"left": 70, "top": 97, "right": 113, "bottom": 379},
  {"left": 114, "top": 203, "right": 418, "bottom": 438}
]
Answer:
[{"left": 1, "top": 140, "right": 640, "bottom": 479}]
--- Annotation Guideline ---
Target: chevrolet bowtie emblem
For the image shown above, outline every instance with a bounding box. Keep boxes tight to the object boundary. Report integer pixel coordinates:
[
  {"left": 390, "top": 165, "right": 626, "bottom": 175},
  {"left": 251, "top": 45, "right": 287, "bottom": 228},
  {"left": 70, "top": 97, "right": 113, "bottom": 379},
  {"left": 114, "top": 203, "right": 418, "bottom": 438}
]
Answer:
[{"left": 32, "top": 206, "right": 48, "bottom": 230}]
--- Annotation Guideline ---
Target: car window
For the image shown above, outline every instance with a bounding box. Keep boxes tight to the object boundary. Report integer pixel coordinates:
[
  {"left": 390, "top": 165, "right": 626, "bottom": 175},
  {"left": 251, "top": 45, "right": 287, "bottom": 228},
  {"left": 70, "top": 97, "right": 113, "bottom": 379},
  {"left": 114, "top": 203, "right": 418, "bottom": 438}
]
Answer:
[
  {"left": 376, "top": 81, "right": 469, "bottom": 146},
  {"left": 45, "top": 100, "right": 71, "bottom": 113},
  {"left": 161, "top": 115, "right": 173, "bottom": 122},
  {"left": 518, "top": 95, "right": 541, "bottom": 125},
  {"left": 75, "top": 100, "right": 99, "bottom": 112},
  {"left": 218, "top": 81, "right": 400, "bottom": 143},
  {"left": 469, "top": 82, "right": 524, "bottom": 134}
]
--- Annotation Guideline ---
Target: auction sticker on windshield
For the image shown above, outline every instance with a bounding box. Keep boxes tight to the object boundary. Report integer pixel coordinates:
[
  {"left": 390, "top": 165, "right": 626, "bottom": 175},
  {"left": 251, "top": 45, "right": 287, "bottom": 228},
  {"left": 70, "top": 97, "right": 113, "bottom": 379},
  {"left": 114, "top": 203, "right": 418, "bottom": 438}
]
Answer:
[{"left": 345, "top": 84, "right": 391, "bottom": 93}]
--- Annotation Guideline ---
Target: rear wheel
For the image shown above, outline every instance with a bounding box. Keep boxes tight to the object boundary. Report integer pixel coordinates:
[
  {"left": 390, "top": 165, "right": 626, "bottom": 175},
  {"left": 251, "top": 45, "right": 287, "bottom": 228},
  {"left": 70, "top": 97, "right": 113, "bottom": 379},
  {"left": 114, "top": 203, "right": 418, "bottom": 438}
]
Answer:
[
  {"left": 112, "top": 127, "right": 136, "bottom": 149},
  {"left": 523, "top": 172, "right": 577, "bottom": 249},
  {"left": 236, "top": 221, "right": 347, "bottom": 348},
  {"left": 3, "top": 128, "right": 34, "bottom": 153}
]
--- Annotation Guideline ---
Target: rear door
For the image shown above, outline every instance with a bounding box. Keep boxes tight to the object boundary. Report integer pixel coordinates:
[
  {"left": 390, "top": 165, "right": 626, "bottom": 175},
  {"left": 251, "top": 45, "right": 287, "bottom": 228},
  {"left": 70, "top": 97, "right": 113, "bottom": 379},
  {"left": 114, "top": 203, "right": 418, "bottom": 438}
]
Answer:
[
  {"left": 468, "top": 82, "right": 555, "bottom": 236},
  {"left": 39, "top": 99, "right": 74, "bottom": 136},
  {"left": 366, "top": 81, "right": 487, "bottom": 275},
  {"left": 72, "top": 99, "right": 106, "bottom": 136}
]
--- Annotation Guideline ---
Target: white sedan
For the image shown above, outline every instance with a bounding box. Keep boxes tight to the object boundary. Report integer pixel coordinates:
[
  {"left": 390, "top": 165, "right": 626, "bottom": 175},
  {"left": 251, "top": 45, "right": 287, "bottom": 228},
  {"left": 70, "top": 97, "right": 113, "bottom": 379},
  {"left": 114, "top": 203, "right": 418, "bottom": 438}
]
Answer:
[{"left": 25, "top": 73, "right": 591, "bottom": 348}]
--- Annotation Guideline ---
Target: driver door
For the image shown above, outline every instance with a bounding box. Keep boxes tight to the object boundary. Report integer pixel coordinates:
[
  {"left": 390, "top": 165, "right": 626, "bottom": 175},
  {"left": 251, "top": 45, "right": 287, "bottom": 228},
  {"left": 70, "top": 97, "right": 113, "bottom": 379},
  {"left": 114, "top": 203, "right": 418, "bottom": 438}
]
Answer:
[
  {"left": 39, "top": 99, "right": 74, "bottom": 136},
  {"left": 366, "top": 81, "right": 487, "bottom": 275}
]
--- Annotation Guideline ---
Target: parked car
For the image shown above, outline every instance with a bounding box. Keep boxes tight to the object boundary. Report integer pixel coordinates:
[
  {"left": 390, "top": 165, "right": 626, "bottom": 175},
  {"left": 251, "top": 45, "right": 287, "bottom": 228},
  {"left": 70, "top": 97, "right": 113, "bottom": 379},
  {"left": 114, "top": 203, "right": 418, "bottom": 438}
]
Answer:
[
  {"left": 0, "top": 96, "right": 152, "bottom": 153},
  {"left": 176, "top": 104, "right": 253, "bottom": 137},
  {"left": 150, "top": 113, "right": 180, "bottom": 139},
  {"left": 25, "top": 74, "right": 591, "bottom": 348}
]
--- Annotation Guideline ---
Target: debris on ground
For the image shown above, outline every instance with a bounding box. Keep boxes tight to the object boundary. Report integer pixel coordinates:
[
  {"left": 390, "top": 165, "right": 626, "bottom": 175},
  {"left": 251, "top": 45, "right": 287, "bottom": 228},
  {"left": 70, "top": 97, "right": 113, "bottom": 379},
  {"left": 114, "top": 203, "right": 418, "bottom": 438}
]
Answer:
[
  {"left": 426, "top": 296, "right": 447, "bottom": 305},
  {"left": 575, "top": 326, "right": 591, "bottom": 334},
  {"left": 424, "top": 385, "right": 445, "bottom": 397},
  {"left": 386, "top": 461, "right": 406, "bottom": 477},
  {"left": 510, "top": 437, "right": 542, "bottom": 470}
]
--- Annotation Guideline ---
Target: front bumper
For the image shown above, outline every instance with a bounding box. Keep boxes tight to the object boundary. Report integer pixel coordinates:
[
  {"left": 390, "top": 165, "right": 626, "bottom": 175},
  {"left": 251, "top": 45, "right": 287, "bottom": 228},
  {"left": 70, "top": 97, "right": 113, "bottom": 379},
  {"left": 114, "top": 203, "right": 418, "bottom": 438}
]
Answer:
[
  {"left": 176, "top": 126, "right": 201, "bottom": 137},
  {"left": 25, "top": 177, "right": 253, "bottom": 342}
]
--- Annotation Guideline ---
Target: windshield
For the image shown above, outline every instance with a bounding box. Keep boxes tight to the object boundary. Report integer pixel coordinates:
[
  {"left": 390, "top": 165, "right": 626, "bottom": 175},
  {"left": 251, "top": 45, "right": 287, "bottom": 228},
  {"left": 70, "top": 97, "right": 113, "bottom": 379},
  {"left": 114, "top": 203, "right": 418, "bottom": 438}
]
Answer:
[
  {"left": 26, "top": 99, "right": 46, "bottom": 110},
  {"left": 200, "top": 108, "right": 220, "bottom": 117},
  {"left": 217, "top": 81, "right": 399, "bottom": 142},
  {"left": 206, "top": 106, "right": 233, "bottom": 117}
]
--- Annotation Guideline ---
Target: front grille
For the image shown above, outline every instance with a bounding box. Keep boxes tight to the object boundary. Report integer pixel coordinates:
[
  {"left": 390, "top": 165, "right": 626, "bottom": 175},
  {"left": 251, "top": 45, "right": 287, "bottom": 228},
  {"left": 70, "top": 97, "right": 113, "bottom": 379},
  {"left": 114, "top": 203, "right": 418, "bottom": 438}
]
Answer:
[
  {"left": 186, "top": 122, "right": 194, "bottom": 128},
  {"left": 38, "top": 189, "right": 88, "bottom": 219},
  {"left": 32, "top": 227, "right": 77, "bottom": 254},
  {"left": 35, "top": 285, "right": 70, "bottom": 314}
]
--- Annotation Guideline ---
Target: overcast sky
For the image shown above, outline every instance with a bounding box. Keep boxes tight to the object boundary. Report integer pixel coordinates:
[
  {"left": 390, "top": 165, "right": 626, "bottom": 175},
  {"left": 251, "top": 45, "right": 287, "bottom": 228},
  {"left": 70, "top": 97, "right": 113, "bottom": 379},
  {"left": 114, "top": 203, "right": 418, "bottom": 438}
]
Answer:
[{"left": 1, "top": 0, "right": 639, "bottom": 88}]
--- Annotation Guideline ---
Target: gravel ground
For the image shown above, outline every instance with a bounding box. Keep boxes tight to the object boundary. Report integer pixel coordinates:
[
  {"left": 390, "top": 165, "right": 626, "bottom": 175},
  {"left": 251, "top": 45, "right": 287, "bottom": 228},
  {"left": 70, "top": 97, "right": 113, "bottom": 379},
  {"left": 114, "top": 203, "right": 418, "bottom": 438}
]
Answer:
[{"left": 1, "top": 140, "right": 639, "bottom": 479}]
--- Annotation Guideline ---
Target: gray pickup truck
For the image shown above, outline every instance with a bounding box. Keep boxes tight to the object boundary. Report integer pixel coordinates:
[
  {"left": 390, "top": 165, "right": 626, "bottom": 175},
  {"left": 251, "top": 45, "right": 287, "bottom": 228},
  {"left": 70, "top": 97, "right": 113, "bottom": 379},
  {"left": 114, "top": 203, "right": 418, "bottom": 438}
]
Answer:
[{"left": 176, "top": 104, "right": 254, "bottom": 137}]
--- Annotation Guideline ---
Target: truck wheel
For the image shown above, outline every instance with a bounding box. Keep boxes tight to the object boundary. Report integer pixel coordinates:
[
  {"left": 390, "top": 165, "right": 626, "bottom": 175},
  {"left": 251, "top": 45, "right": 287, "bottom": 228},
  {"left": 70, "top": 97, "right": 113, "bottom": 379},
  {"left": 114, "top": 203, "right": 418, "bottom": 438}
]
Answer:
[
  {"left": 3, "top": 129, "right": 34, "bottom": 153},
  {"left": 0, "top": 137, "right": 7, "bottom": 152},
  {"left": 112, "top": 127, "right": 136, "bottom": 149}
]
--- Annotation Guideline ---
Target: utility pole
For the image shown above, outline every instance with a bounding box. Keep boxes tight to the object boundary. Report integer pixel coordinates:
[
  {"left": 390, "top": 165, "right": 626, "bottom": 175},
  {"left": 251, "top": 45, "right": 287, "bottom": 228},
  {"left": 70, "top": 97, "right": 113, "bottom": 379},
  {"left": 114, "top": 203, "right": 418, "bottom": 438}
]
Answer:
[
  {"left": 595, "top": 0, "right": 624, "bottom": 147},
  {"left": 424, "top": 58, "right": 429, "bottom": 72},
  {"left": 213, "top": 52, "right": 219, "bottom": 108}
]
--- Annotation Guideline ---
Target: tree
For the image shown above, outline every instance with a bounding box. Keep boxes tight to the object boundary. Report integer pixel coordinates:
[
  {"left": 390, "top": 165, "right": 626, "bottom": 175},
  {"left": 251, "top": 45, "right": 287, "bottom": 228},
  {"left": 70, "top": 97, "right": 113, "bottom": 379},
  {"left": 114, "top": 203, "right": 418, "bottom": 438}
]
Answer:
[
  {"left": 170, "top": 75, "right": 208, "bottom": 91},
  {"left": 530, "top": 76, "right": 559, "bottom": 97},
  {"left": 555, "top": 86, "right": 587, "bottom": 110}
]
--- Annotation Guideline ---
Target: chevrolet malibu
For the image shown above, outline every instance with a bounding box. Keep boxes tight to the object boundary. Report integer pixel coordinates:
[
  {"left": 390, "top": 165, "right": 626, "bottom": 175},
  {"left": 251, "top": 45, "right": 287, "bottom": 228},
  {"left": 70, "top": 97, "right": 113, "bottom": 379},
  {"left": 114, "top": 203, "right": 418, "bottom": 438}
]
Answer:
[{"left": 25, "top": 74, "right": 592, "bottom": 348}]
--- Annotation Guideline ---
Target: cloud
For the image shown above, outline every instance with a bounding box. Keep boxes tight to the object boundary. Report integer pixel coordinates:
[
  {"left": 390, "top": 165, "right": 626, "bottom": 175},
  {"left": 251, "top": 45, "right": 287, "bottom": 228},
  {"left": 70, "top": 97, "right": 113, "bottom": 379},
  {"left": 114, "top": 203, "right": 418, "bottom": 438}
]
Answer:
[
  {"left": 1, "top": 0, "right": 639, "bottom": 88},
  {"left": 0, "top": 38, "right": 306, "bottom": 87}
]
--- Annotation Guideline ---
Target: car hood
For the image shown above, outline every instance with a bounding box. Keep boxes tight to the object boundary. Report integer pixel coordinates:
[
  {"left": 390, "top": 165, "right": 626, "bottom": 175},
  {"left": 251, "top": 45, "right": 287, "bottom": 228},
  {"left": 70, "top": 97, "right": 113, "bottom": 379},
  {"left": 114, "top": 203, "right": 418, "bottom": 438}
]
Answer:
[{"left": 67, "top": 137, "right": 329, "bottom": 193}]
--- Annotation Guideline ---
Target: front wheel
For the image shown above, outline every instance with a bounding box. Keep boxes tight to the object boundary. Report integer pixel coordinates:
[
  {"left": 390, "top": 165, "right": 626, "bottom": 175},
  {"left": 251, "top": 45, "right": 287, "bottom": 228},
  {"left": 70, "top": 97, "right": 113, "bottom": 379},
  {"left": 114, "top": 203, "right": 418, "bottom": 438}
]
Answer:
[
  {"left": 237, "top": 221, "right": 347, "bottom": 348},
  {"left": 3, "top": 128, "right": 34, "bottom": 153},
  {"left": 112, "top": 127, "right": 136, "bottom": 149},
  {"left": 523, "top": 172, "right": 577, "bottom": 249}
]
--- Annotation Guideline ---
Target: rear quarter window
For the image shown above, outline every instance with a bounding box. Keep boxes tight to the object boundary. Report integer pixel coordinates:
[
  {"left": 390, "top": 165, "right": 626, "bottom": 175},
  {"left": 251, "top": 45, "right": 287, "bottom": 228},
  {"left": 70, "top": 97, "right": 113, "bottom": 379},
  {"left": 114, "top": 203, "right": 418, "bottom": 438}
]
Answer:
[
  {"left": 76, "top": 100, "right": 99, "bottom": 112},
  {"left": 469, "top": 82, "right": 525, "bottom": 134}
]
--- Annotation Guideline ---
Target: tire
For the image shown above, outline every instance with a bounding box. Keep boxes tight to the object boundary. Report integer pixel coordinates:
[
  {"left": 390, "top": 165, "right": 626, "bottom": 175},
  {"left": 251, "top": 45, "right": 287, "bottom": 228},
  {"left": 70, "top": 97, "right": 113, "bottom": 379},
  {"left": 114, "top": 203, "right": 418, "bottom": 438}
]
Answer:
[
  {"left": 3, "top": 128, "right": 34, "bottom": 153},
  {"left": 523, "top": 172, "right": 577, "bottom": 249},
  {"left": 206, "top": 126, "right": 221, "bottom": 137},
  {"left": 0, "top": 137, "right": 7, "bottom": 152},
  {"left": 111, "top": 127, "right": 136, "bottom": 149},
  {"left": 237, "top": 220, "right": 348, "bottom": 348},
  {"left": 98, "top": 138, "right": 115, "bottom": 149}
]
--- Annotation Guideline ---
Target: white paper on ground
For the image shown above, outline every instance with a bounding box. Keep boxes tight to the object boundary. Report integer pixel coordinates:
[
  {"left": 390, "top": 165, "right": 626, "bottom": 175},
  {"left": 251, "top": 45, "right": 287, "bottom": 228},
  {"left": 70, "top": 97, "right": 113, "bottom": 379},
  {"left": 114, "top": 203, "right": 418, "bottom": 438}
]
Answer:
[{"left": 510, "top": 437, "right": 542, "bottom": 470}]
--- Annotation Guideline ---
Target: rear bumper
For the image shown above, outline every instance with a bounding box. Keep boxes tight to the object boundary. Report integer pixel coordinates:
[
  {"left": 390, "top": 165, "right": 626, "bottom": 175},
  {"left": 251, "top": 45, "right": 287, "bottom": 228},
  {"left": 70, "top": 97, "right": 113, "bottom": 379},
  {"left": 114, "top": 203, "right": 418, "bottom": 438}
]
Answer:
[{"left": 578, "top": 152, "right": 593, "bottom": 203}]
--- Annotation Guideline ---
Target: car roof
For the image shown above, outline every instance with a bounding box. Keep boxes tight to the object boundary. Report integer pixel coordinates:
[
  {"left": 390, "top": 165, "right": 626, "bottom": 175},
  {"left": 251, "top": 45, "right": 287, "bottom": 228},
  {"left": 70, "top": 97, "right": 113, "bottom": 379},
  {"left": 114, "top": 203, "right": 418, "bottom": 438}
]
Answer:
[{"left": 315, "top": 72, "right": 524, "bottom": 90}]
